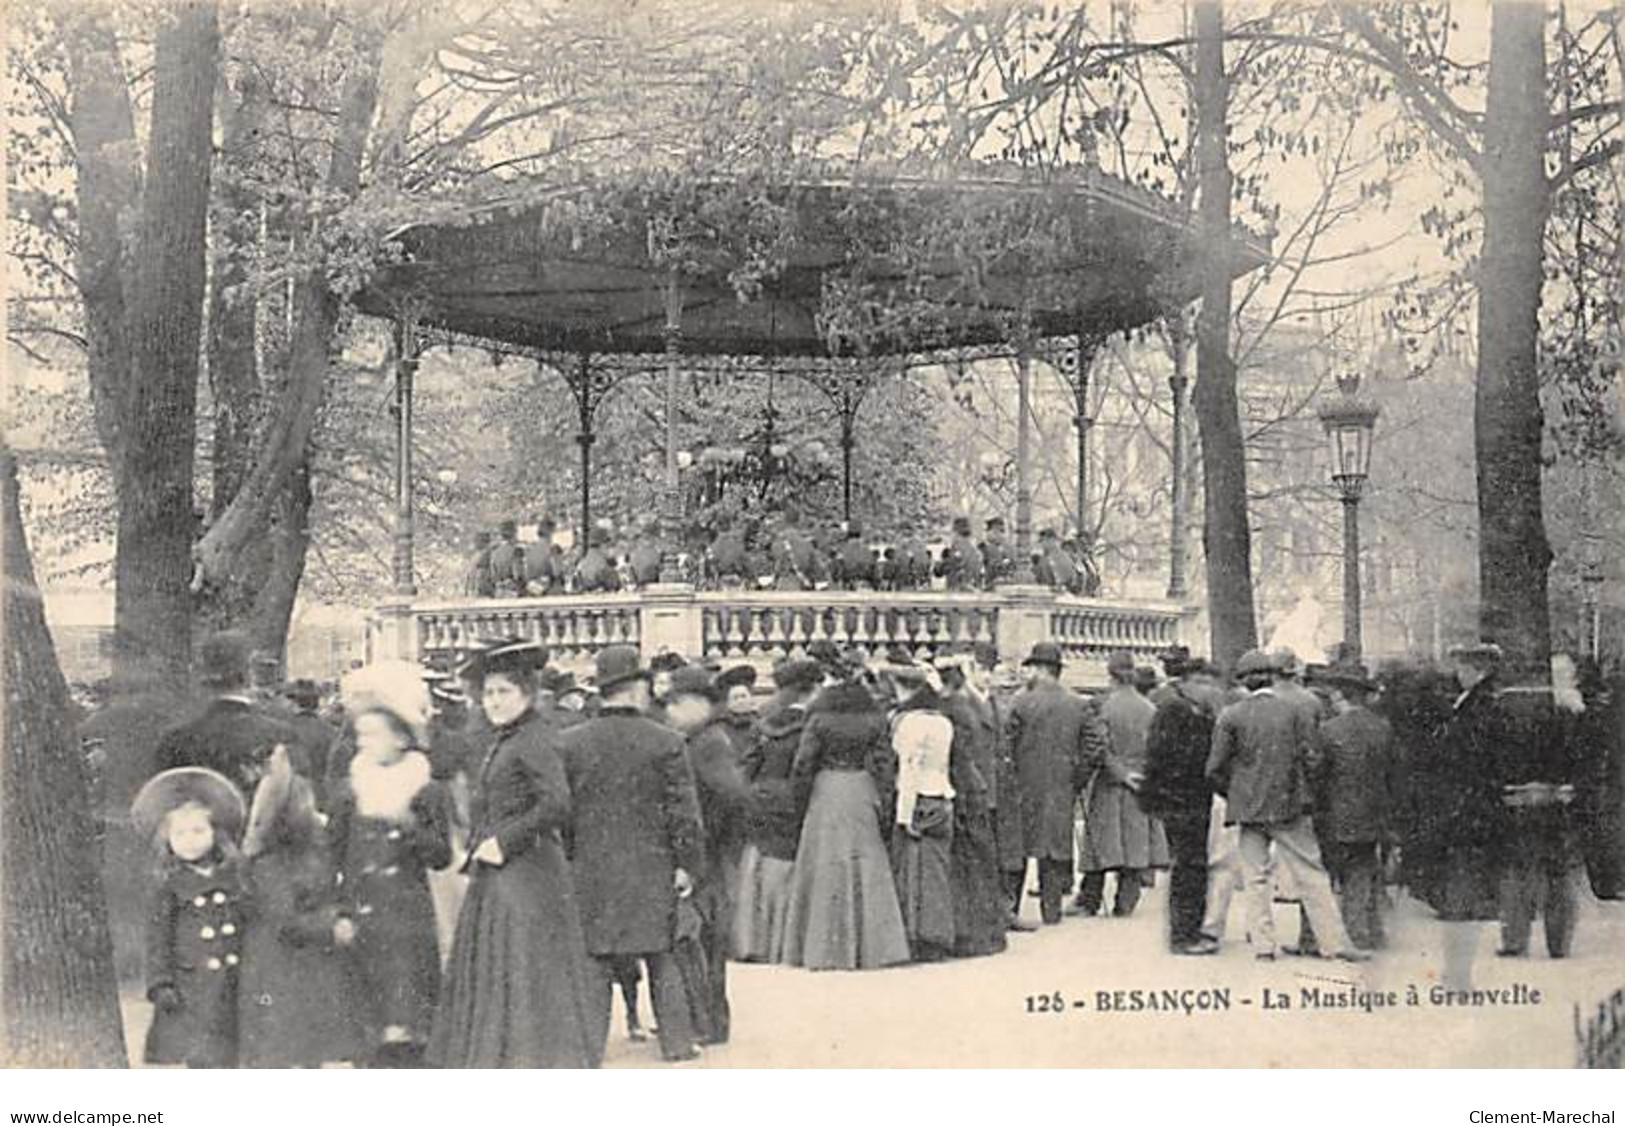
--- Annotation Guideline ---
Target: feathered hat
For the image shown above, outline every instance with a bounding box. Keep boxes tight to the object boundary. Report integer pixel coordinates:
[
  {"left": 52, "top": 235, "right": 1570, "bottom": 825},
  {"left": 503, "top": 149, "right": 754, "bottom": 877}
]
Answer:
[{"left": 342, "top": 660, "right": 433, "bottom": 746}]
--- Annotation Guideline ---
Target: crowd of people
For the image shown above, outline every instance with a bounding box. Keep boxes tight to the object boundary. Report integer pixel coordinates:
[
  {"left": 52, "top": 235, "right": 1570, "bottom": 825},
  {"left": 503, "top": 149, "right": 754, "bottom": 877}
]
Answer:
[
  {"left": 463, "top": 510, "right": 1103, "bottom": 597},
  {"left": 120, "top": 625, "right": 1623, "bottom": 1069}
]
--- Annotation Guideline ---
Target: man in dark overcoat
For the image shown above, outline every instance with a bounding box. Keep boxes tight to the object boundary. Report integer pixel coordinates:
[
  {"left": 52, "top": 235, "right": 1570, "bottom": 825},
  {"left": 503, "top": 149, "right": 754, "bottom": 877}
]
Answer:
[
  {"left": 980, "top": 516, "right": 1015, "bottom": 587},
  {"left": 1307, "top": 663, "right": 1399, "bottom": 951},
  {"left": 464, "top": 531, "right": 496, "bottom": 597},
  {"left": 553, "top": 646, "right": 705, "bottom": 1061},
  {"left": 707, "top": 514, "right": 751, "bottom": 587},
  {"left": 520, "top": 515, "right": 563, "bottom": 595},
  {"left": 1474, "top": 648, "right": 1586, "bottom": 959},
  {"left": 489, "top": 519, "right": 522, "bottom": 597},
  {"left": 939, "top": 516, "right": 986, "bottom": 591},
  {"left": 836, "top": 522, "right": 875, "bottom": 590},
  {"left": 666, "top": 667, "right": 752, "bottom": 1043},
  {"left": 770, "top": 507, "right": 816, "bottom": 591},
  {"left": 279, "top": 679, "right": 338, "bottom": 809},
  {"left": 1141, "top": 655, "right": 1221, "bottom": 954},
  {"left": 573, "top": 525, "right": 622, "bottom": 593},
  {"left": 1033, "top": 529, "right": 1077, "bottom": 592},
  {"left": 1206, "top": 649, "right": 1368, "bottom": 962},
  {"left": 629, "top": 517, "right": 665, "bottom": 587},
  {"left": 1005, "top": 642, "right": 1105, "bottom": 925},
  {"left": 154, "top": 631, "right": 301, "bottom": 801}
]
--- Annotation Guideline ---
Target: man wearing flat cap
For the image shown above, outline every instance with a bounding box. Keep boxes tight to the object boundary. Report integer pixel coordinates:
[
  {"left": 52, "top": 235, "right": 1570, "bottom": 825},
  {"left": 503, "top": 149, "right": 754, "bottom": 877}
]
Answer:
[
  {"left": 154, "top": 631, "right": 302, "bottom": 801},
  {"left": 1006, "top": 641, "right": 1107, "bottom": 925},
  {"left": 552, "top": 645, "right": 705, "bottom": 1061},
  {"left": 1206, "top": 649, "right": 1367, "bottom": 962}
]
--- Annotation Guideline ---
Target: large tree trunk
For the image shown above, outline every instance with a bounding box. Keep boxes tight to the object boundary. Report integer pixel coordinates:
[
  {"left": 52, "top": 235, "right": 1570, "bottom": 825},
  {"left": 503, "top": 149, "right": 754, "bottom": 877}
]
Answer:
[
  {"left": 207, "top": 68, "right": 267, "bottom": 521},
  {"left": 65, "top": 16, "right": 139, "bottom": 479},
  {"left": 191, "top": 46, "right": 381, "bottom": 592},
  {"left": 1, "top": 442, "right": 127, "bottom": 1068},
  {"left": 112, "top": 1, "right": 220, "bottom": 691},
  {"left": 197, "top": 68, "right": 275, "bottom": 637},
  {"left": 247, "top": 461, "right": 315, "bottom": 676},
  {"left": 1191, "top": 0, "right": 1258, "bottom": 670},
  {"left": 1475, "top": 0, "right": 1553, "bottom": 679}
]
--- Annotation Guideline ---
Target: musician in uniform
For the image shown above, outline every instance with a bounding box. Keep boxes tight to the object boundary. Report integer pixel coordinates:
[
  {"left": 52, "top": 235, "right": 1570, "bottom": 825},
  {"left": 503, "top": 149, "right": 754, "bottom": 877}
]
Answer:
[
  {"left": 489, "top": 520, "right": 523, "bottom": 597},
  {"left": 464, "top": 531, "right": 496, "bottom": 598}
]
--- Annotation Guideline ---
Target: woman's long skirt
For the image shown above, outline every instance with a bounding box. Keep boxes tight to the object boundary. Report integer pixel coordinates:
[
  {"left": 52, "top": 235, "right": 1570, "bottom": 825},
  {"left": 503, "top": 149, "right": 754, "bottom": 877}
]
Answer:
[
  {"left": 892, "top": 796, "right": 956, "bottom": 958},
  {"left": 780, "top": 770, "right": 910, "bottom": 971},
  {"left": 950, "top": 805, "right": 1009, "bottom": 958},
  {"left": 733, "top": 843, "right": 794, "bottom": 962},
  {"left": 427, "top": 839, "right": 601, "bottom": 1068}
]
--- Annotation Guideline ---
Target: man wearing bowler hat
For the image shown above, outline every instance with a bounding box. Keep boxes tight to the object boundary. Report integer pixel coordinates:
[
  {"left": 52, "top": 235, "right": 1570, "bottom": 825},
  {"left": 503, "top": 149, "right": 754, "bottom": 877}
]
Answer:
[
  {"left": 154, "top": 631, "right": 302, "bottom": 800},
  {"left": 1005, "top": 641, "right": 1106, "bottom": 925},
  {"left": 552, "top": 645, "right": 705, "bottom": 1061}
]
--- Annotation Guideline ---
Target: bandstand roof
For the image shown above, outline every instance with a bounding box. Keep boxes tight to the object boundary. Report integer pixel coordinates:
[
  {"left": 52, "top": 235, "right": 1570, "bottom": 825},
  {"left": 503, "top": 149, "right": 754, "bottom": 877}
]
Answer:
[{"left": 356, "top": 166, "right": 1270, "bottom": 361}]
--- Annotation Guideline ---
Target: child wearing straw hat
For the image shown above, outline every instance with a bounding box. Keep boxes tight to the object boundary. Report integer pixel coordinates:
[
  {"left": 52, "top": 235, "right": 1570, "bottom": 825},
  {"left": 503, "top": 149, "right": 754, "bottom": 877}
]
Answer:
[{"left": 131, "top": 768, "right": 249, "bottom": 1068}]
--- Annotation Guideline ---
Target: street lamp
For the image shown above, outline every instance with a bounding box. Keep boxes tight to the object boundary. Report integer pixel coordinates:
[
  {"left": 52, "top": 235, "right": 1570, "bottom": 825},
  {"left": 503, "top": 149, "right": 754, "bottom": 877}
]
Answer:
[{"left": 1318, "top": 373, "right": 1380, "bottom": 659}]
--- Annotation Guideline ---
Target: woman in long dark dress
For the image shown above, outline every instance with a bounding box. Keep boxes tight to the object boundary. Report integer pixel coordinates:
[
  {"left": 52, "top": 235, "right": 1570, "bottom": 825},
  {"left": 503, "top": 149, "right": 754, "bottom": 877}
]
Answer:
[
  {"left": 428, "top": 642, "right": 601, "bottom": 1068},
  {"left": 779, "top": 663, "right": 909, "bottom": 971}
]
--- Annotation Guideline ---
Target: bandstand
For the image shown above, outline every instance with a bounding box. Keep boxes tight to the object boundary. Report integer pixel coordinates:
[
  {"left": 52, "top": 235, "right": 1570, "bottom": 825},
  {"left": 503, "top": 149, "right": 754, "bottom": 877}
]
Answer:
[{"left": 356, "top": 166, "right": 1268, "bottom": 684}]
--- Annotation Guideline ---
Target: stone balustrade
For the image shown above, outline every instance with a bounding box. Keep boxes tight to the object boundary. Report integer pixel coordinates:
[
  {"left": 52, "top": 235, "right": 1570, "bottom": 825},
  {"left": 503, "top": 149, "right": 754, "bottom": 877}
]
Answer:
[{"left": 369, "top": 585, "right": 1189, "bottom": 687}]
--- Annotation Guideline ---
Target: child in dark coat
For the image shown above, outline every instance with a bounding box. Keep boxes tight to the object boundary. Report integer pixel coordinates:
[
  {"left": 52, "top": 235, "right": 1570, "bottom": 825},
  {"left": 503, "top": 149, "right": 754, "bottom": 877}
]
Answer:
[
  {"left": 330, "top": 664, "right": 455, "bottom": 1067},
  {"left": 132, "top": 768, "right": 249, "bottom": 1068}
]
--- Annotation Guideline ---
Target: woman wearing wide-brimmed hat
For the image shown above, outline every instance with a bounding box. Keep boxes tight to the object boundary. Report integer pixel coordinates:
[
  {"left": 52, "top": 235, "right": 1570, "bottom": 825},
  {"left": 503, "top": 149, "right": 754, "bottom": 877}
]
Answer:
[
  {"left": 428, "top": 641, "right": 600, "bottom": 1068},
  {"left": 779, "top": 653, "right": 910, "bottom": 971},
  {"left": 327, "top": 662, "right": 454, "bottom": 1066}
]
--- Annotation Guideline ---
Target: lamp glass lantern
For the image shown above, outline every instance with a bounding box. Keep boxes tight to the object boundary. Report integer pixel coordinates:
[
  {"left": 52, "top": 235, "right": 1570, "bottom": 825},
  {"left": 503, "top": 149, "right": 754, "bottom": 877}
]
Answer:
[{"left": 1318, "top": 374, "right": 1381, "bottom": 501}]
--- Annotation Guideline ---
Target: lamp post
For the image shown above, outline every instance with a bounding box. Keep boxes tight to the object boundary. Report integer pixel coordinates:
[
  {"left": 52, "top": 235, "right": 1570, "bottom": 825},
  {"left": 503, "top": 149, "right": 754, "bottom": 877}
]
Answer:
[{"left": 1318, "top": 374, "right": 1380, "bottom": 659}]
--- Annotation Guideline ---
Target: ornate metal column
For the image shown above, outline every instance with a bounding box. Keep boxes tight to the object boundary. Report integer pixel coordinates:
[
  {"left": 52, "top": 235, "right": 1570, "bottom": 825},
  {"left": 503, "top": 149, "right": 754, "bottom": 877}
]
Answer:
[
  {"left": 1069, "top": 338, "right": 1099, "bottom": 546},
  {"left": 1051, "top": 329, "right": 1104, "bottom": 576},
  {"left": 391, "top": 311, "right": 419, "bottom": 597},
  {"left": 1013, "top": 339, "right": 1036, "bottom": 581},
  {"left": 839, "top": 412, "right": 856, "bottom": 525},
  {"left": 801, "top": 355, "right": 880, "bottom": 529},
  {"left": 574, "top": 352, "right": 595, "bottom": 545},
  {"left": 661, "top": 271, "right": 684, "bottom": 581}
]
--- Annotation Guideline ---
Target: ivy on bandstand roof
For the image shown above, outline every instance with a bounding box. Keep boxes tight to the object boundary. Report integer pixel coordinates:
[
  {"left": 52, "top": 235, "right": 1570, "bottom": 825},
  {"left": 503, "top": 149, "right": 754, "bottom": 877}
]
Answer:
[{"left": 355, "top": 161, "right": 1270, "bottom": 364}]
